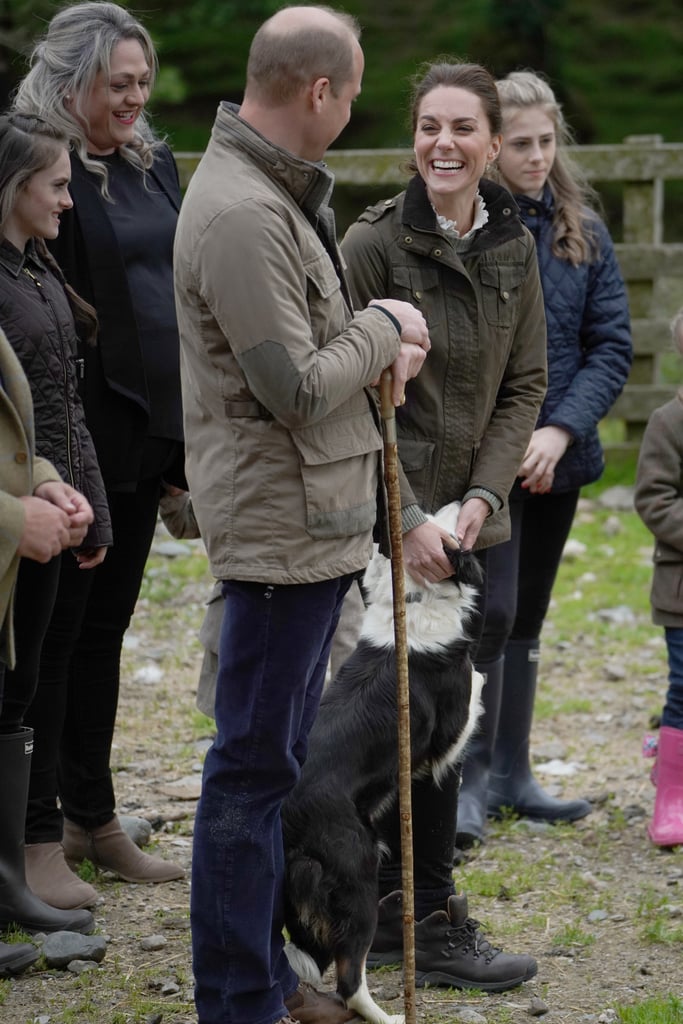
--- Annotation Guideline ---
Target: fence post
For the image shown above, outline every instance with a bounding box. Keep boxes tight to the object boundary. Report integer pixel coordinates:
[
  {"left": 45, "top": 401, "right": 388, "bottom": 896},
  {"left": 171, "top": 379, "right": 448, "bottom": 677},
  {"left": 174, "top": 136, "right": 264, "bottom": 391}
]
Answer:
[{"left": 620, "top": 135, "right": 663, "bottom": 446}]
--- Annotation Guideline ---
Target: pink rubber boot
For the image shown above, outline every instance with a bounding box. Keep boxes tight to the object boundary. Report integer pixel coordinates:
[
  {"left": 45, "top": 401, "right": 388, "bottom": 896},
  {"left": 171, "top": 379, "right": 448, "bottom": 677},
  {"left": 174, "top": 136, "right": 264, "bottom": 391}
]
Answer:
[{"left": 648, "top": 726, "right": 683, "bottom": 847}]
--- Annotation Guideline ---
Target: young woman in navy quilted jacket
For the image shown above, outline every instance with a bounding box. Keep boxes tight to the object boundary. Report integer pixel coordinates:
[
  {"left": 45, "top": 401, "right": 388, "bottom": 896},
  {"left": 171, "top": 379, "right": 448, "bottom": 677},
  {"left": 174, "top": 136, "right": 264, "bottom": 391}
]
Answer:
[{"left": 456, "top": 70, "right": 633, "bottom": 845}]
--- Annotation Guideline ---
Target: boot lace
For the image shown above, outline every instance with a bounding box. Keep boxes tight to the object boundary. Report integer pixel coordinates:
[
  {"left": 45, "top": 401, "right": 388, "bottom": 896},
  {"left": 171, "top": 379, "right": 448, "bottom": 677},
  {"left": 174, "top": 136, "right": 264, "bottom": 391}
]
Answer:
[{"left": 447, "top": 916, "right": 503, "bottom": 964}]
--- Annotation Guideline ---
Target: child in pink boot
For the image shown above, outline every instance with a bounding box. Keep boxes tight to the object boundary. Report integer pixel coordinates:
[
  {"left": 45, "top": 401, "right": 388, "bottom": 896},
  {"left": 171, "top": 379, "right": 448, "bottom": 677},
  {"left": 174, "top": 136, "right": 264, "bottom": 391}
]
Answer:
[{"left": 635, "top": 307, "right": 683, "bottom": 847}]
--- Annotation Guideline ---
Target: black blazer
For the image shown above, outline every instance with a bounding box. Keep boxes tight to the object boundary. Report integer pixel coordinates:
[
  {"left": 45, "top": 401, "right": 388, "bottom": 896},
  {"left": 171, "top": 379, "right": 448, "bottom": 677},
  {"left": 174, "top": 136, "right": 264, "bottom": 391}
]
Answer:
[{"left": 48, "top": 145, "right": 183, "bottom": 489}]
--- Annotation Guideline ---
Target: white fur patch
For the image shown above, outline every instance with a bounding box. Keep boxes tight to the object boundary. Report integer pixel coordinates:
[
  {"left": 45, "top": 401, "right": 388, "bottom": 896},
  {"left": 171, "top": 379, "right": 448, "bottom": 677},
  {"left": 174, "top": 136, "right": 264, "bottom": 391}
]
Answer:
[{"left": 360, "top": 501, "right": 478, "bottom": 653}]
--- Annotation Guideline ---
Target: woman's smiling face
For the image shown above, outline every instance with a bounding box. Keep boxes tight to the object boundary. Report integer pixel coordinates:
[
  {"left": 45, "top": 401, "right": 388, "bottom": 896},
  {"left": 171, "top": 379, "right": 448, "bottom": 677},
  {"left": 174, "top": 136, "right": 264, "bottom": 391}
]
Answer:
[
  {"left": 71, "top": 38, "right": 151, "bottom": 155},
  {"left": 413, "top": 85, "right": 501, "bottom": 217}
]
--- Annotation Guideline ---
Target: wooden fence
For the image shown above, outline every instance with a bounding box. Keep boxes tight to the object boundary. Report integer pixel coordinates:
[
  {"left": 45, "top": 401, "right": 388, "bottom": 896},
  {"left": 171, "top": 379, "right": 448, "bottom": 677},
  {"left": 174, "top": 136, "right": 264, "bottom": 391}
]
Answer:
[{"left": 176, "top": 135, "right": 683, "bottom": 461}]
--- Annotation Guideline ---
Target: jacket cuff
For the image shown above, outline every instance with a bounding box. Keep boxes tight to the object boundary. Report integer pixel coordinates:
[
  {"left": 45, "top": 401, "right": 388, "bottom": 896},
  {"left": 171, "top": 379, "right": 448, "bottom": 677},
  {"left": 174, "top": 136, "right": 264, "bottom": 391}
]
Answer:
[
  {"left": 370, "top": 304, "right": 402, "bottom": 335},
  {"left": 401, "top": 503, "right": 429, "bottom": 534},
  {"left": 464, "top": 487, "right": 502, "bottom": 514}
]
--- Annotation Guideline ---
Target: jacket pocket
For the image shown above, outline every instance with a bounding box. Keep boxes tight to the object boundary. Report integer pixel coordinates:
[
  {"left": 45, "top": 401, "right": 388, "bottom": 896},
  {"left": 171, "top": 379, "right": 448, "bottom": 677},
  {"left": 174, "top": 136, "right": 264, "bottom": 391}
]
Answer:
[
  {"left": 651, "top": 560, "right": 683, "bottom": 615},
  {"left": 479, "top": 262, "right": 526, "bottom": 327},
  {"left": 304, "top": 251, "right": 343, "bottom": 345},
  {"left": 290, "top": 406, "right": 382, "bottom": 539},
  {"left": 397, "top": 436, "right": 436, "bottom": 509},
  {"left": 392, "top": 265, "right": 443, "bottom": 330}
]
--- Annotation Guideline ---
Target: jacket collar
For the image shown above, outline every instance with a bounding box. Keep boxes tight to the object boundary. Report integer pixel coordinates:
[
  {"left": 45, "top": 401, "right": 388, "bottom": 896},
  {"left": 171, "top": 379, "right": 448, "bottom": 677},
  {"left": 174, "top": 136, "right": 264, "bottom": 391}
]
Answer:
[
  {"left": 401, "top": 175, "right": 524, "bottom": 253},
  {"left": 0, "top": 237, "right": 47, "bottom": 279},
  {"left": 515, "top": 183, "right": 555, "bottom": 218},
  {"left": 212, "top": 102, "right": 335, "bottom": 218}
]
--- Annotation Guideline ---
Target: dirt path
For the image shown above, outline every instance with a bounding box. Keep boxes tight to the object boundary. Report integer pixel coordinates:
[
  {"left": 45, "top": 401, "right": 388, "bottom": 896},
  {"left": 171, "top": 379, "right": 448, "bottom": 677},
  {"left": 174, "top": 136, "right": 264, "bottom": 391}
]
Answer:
[{"left": 1, "top": 523, "right": 682, "bottom": 1024}]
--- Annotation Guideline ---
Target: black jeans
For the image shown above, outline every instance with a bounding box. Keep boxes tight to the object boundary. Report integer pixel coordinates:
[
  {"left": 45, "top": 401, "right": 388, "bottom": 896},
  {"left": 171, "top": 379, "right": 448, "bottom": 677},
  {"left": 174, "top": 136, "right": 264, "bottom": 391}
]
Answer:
[
  {"left": 0, "top": 556, "right": 62, "bottom": 732},
  {"left": 23, "top": 475, "right": 163, "bottom": 843}
]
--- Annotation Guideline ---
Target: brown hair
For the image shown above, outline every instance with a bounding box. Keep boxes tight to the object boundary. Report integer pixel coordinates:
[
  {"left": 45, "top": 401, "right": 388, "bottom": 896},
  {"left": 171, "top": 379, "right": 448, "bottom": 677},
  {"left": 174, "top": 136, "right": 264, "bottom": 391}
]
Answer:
[{"left": 0, "top": 113, "right": 98, "bottom": 343}]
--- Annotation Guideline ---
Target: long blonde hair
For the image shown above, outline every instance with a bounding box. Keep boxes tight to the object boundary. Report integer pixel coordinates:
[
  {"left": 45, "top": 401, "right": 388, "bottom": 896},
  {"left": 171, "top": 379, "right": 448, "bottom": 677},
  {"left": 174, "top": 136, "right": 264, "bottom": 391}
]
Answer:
[
  {"left": 13, "top": 2, "right": 162, "bottom": 198},
  {"left": 495, "top": 70, "right": 600, "bottom": 266}
]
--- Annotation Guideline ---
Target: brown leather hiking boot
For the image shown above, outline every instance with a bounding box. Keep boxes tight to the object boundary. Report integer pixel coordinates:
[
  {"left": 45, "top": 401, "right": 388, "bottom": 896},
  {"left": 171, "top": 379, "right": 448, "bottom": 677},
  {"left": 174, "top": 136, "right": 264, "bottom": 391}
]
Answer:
[
  {"left": 367, "top": 890, "right": 537, "bottom": 993},
  {"left": 285, "top": 982, "right": 360, "bottom": 1024}
]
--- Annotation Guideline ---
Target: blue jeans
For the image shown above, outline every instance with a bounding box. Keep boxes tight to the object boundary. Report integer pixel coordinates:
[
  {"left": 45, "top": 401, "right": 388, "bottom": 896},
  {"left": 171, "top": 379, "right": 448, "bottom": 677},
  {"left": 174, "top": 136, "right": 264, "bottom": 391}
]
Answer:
[
  {"left": 663, "top": 628, "right": 683, "bottom": 729},
  {"left": 191, "top": 574, "right": 354, "bottom": 1024}
]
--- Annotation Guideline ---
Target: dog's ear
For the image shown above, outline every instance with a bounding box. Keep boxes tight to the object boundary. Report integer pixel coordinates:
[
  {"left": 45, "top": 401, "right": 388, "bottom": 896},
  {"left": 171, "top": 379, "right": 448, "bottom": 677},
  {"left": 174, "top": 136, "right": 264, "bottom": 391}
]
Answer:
[{"left": 444, "top": 546, "right": 484, "bottom": 588}]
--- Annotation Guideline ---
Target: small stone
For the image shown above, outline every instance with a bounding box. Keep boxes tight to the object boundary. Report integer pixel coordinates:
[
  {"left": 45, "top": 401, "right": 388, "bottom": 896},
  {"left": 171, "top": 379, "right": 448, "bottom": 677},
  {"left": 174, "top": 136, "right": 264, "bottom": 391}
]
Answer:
[
  {"left": 528, "top": 995, "right": 550, "bottom": 1016},
  {"left": 161, "top": 980, "right": 181, "bottom": 995},
  {"left": 562, "top": 538, "right": 587, "bottom": 560},
  {"left": 120, "top": 814, "right": 153, "bottom": 847},
  {"left": 157, "top": 775, "right": 203, "bottom": 800},
  {"left": 134, "top": 664, "right": 163, "bottom": 685},
  {"left": 67, "top": 960, "right": 98, "bottom": 975},
  {"left": 453, "top": 1008, "right": 487, "bottom": 1023},
  {"left": 587, "top": 909, "right": 608, "bottom": 922},
  {"left": 41, "top": 931, "right": 107, "bottom": 968},
  {"left": 141, "top": 934, "right": 168, "bottom": 951}
]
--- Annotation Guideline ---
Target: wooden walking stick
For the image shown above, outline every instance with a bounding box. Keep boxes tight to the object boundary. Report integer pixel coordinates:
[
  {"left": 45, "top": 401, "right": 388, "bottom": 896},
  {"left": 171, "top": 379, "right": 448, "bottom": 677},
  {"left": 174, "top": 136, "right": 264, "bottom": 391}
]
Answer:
[{"left": 379, "top": 369, "right": 416, "bottom": 1024}]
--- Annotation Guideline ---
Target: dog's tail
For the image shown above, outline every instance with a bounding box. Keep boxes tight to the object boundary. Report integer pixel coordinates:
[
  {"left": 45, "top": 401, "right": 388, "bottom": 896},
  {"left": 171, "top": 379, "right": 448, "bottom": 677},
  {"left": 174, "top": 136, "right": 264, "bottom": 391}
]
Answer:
[{"left": 284, "top": 942, "right": 323, "bottom": 986}]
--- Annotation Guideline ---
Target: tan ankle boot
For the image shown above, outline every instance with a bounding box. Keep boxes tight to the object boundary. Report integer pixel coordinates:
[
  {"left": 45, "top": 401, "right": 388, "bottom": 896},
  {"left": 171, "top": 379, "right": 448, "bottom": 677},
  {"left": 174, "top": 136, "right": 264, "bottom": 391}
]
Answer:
[
  {"left": 62, "top": 815, "right": 184, "bottom": 883},
  {"left": 25, "top": 842, "right": 98, "bottom": 909}
]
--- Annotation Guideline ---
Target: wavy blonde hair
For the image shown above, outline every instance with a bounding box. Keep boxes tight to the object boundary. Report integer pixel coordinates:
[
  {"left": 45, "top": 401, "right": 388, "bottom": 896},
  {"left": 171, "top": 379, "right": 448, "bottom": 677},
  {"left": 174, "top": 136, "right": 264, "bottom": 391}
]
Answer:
[
  {"left": 494, "top": 70, "right": 601, "bottom": 266},
  {"left": 12, "top": 2, "right": 162, "bottom": 198}
]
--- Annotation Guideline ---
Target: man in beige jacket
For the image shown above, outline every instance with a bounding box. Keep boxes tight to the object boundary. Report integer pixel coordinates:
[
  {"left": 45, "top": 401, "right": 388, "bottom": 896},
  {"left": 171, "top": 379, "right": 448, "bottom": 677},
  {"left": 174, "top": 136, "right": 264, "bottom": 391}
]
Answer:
[{"left": 174, "top": 7, "right": 430, "bottom": 1024}]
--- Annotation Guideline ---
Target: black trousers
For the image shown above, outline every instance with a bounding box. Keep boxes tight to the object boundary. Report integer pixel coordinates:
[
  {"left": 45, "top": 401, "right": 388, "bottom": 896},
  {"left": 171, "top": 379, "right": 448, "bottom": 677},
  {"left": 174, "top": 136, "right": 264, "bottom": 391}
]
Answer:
[
  {"left": 0, "top": 555, "right": 62, "bottom": 729},
  {"left": 377, "top": 485, "right": 580, "bottom": 909},
  {"left": 23, "top": 475, "right": 163, "bottom": 843}
]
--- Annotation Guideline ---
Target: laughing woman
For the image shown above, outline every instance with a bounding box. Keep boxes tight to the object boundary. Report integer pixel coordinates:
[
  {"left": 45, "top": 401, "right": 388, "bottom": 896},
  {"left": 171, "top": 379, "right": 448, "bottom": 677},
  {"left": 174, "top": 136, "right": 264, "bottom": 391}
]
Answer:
[
  {"left": 13, "top": 1, "right": 185, "bottom": 907},
  {"left": 340, "top": 60, "right": 546, "bottom": 991}
]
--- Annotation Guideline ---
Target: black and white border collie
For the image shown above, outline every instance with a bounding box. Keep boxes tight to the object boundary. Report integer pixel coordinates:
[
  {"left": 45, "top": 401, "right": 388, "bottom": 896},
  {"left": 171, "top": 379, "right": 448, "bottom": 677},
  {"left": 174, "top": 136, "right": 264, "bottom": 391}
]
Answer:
[{"left": 282, "top": 501, "right": 485, "bottom": 1024}]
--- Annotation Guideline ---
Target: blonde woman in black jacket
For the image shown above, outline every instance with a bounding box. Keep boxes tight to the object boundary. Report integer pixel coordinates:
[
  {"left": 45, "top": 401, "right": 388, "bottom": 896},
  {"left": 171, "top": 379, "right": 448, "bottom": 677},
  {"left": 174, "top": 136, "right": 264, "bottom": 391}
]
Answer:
[{"left": 13, "top": 2, "right": 185, "bottom": 906}]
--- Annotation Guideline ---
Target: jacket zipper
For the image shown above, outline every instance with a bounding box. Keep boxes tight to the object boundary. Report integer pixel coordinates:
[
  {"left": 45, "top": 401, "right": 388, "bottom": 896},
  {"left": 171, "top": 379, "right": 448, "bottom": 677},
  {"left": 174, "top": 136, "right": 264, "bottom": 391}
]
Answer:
[{"left": 23, "top": 265, "right": 76, "bottom": 487}]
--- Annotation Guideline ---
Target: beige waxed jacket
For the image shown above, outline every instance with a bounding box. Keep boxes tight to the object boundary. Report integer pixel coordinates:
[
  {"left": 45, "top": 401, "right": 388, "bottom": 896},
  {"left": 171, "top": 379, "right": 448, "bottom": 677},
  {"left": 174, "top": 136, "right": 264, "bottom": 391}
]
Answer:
[{"left": 174, "top": 104, "right": 401, "bottom": 583}]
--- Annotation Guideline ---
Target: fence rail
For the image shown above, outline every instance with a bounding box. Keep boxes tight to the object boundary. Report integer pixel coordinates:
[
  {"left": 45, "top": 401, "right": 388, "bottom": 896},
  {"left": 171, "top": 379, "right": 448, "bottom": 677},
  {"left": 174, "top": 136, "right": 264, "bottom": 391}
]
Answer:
[{"left": 176, "top": 135, "right": 683, "bottom": 460}]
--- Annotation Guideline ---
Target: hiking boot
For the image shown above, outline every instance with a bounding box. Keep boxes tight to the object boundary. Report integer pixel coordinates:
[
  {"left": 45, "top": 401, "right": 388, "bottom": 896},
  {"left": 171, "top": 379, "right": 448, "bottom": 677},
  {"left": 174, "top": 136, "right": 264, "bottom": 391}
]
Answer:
[
  {"left": 367, "top": 890, "right": 403, "bottom": 968},
  {"left": 415, "top": 893, "right": 537, "bottom": 992},
  {"left": 285, "top": 982, "right": 359, "bottom": 1024},
  {"left": 367, "top": 890, "right": 537, "bottom": 993}
]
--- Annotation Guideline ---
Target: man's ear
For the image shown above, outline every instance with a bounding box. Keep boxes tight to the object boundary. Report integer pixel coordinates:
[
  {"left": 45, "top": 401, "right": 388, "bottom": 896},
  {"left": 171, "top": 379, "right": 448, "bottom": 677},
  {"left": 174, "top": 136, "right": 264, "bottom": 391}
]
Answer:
[{"left": 310, "top": 76, "right": 330, "bottom": 113}]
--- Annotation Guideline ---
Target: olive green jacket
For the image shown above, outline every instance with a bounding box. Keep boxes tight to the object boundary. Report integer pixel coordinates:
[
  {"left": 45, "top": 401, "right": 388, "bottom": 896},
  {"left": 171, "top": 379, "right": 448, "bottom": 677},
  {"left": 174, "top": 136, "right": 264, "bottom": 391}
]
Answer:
[
  {"left": 341, "top": 175, "right": 548, "bottom": 549},
  {"left": 0, "top": 326, "right": 60, "bottom": 667}
]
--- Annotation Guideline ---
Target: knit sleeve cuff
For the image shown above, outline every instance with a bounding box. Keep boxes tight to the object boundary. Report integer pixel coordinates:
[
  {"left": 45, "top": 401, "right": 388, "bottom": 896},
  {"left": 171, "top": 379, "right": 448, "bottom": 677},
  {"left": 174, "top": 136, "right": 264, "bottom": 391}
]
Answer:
[
  {"left": 463, "top": 487, "right": 502, "bottom": 515},
  {"left": 401, "top": 503, "right": 429, "bottom": 534}
]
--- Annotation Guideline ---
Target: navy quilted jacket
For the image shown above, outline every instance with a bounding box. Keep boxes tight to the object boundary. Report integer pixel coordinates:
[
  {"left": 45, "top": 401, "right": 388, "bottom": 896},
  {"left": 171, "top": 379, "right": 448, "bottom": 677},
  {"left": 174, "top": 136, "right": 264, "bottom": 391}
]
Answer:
[{"left": 516, "top": 186, "right": 632, "bottom": 492}]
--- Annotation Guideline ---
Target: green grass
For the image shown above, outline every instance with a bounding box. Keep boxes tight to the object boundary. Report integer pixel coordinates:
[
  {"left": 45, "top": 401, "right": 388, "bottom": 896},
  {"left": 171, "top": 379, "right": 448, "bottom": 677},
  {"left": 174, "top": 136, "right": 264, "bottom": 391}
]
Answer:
[{"left": 617, "top": 995, "right": 683, "bottom": 1023}]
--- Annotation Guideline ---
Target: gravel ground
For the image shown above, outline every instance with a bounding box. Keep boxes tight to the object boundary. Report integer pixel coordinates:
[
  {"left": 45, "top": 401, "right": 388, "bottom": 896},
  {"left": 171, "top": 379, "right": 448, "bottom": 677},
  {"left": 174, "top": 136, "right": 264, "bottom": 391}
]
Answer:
[{"left": 1, "top": 512, "right": 682, "bottom": 1024}]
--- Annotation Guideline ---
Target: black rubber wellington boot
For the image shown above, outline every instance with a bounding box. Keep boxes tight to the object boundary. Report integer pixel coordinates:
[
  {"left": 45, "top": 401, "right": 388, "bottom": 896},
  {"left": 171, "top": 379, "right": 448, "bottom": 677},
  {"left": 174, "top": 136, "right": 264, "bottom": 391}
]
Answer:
[
  {"left": 487, "top": 639, "right": 591, "bottom": 822},
  {"left": 367, "top": 890, "right": 537, "bottom": 993},
  {"left": 455, "top": 657, "right": 504, "bottom": 848},
  {"left": 0, "top": 729, "right": 94, "bottom": 935},
  {"left": 0, "top": 939, "right": 39, "bottom": 977}
]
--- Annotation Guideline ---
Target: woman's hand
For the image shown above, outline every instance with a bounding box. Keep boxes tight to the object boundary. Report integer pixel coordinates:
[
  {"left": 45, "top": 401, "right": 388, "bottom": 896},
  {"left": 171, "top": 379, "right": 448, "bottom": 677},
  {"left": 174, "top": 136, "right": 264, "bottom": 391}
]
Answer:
[
  {"left": 519, "top": 426, "right": 572, "bottom": 494},
  {"left": 403, "top": 521, "right": 459, "bottom": 585},
  {"left": 74, "top": 546, "right": 108, "bottom": 569},
  {"left": 33, "top": 481, "right": 94, "bottom": 548},
  {"left": 454, "top": 497, "right": 489, "bottom": 551}
]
